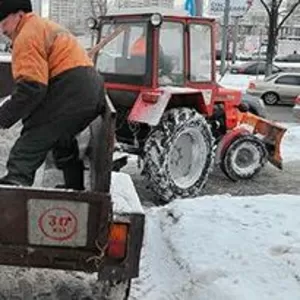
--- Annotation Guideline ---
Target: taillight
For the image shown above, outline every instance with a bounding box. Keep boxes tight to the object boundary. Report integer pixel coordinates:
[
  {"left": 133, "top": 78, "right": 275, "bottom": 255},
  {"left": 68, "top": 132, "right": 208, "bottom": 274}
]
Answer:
[
  {"left": 295, "top": 95, "right": 300, "bottom": 105},
  {"left": 107, "top": 223, "right": 129, "bottom": 259},
  {"left": 248, "top": 82, "right": 256, "bottom": 89}
]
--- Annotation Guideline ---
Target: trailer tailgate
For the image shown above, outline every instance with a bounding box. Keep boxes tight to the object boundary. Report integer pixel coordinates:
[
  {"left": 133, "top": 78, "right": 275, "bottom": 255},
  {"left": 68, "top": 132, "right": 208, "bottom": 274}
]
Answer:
[{"left": 0, "top": 186, "right": 112, "bottom": 272}]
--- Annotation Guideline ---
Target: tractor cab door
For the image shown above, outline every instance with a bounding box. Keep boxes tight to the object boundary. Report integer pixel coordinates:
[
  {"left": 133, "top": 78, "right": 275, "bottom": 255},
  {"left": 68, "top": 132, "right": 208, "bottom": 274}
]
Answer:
[
  {"left": 94, "top": 19, "right": 153, "bottom": 87},
  {"left": 186, "top": 19, "right": 217, "bottom": 115},
  {"left": 157, "top": 20, "right": 185, "bottom": 87},
  {"left": 187, "top": 21, "right": 214, "bottom": 83},
  {"left": 92, "top": 17, "right": 155, "bottom": 108}
]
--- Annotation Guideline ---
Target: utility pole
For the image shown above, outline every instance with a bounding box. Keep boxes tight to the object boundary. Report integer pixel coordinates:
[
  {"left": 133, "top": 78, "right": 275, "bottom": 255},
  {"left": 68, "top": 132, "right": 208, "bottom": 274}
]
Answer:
[
  {"left": 195, "top": 0, "right": 203, "bottom": 17},
  {"left": 220, "top": 0, "right": 230, "bottom": 76},
  {"left": 232, "top": 16, "right": 240, "bottom": 64},
  {"left": 34, "top": 0, "right": 42, "bottom": 16}
]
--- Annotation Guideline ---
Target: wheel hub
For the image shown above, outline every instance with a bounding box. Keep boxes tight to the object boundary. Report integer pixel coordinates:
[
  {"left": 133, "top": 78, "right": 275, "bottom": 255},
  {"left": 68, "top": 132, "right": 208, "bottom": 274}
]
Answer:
[
  {"left": 168, "top": 128, "right": 207, "bottom": 189},
  {"left": 231, "top": 142, "right": 261, "bottom": 175},
  {"left": 264, "top": 93, "right": 277, "bottom": 104},
  {"left": 235, "top": 148, "right": 255, "bottom": 168}
]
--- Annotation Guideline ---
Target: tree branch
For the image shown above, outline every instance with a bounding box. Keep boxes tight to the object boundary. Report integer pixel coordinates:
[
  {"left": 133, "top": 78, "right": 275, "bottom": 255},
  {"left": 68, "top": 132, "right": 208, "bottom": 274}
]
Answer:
[
  {"left": 259, "top": 0, "right": 271, "bottom": 17},
  {"left": 276, "top": 0, "right": 285, "bottom": 11},
  {"left": 277, "top": 0, "right": 300, "bottom": 30},
  {"left": 90, "top": 0, "right": 107, "bottom": 17}
]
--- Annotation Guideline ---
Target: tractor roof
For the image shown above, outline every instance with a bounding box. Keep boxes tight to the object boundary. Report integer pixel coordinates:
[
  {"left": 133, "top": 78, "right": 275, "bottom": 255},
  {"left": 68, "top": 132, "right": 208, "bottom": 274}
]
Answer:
[{"left": 105, "top": 7, "right": 215, "bottom": 21}]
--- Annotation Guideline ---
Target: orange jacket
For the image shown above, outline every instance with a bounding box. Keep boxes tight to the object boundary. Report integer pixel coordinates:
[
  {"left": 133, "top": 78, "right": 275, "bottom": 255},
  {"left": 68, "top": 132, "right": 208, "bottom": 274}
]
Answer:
[
  {"left": 0, "top": 13, "right": 102, "bottom": 129},
  {"left": 130, "top": 36, "right": 146, "bottom": 56},
  {"left": 11, "top": 13, "right": 93, "bottom": 85}
]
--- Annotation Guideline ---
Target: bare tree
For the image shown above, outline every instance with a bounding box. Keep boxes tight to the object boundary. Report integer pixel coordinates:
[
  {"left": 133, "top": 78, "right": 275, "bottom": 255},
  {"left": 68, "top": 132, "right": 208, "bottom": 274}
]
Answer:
[
  {"left": 88, "top": 0, "right": 108, "bottom": 47},
  {"left": 90, "top": 0, "right": 108, "bottom": 17},
  {"left": 260, "top": 0, "right": 300, "bottom": 76}
]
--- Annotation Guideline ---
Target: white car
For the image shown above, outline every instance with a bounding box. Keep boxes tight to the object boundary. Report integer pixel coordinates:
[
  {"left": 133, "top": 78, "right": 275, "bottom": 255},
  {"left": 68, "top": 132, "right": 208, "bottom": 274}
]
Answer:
[{"left": 247, "top": 72, "right": 300, "bottom": 105}]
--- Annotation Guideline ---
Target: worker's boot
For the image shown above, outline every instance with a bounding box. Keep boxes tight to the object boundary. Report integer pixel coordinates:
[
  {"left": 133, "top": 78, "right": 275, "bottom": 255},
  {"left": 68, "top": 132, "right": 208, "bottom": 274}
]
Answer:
[
  {"left": 0, "top": 175, "right": 24, "bottom": 186},
  {"left": 56, "top": 160, "right": 85, "bottom": 190}
]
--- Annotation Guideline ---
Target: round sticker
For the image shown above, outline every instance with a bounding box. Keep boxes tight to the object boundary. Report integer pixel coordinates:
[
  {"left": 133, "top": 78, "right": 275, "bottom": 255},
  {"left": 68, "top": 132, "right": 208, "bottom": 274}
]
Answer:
[{"left": 38, "top": 207, "right": 78, "bottom": 241}]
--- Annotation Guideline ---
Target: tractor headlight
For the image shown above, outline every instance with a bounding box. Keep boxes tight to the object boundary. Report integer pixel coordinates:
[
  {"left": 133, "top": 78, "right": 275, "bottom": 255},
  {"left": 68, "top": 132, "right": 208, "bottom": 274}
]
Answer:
[
  {"left": 150, "top": 13, "right": 163, "bottom": 27},
  {"left": 86, "top": 17, "right": 98, "bottom": 30}
]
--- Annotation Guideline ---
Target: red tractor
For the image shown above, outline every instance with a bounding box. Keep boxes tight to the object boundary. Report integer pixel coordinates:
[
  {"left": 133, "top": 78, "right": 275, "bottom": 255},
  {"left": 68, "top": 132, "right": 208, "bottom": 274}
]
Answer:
[{"left": 88, "top": 10, "right": 286, "bottom": 203}]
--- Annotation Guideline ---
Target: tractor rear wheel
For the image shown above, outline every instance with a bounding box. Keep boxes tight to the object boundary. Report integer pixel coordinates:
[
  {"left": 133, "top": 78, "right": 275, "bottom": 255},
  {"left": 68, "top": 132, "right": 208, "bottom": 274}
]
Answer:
[
  {"left": 142, "top": 108, "right": 215, "bottom": 202},
  {"left": 220, "top": 133, "right": 268, "bottom": 181}
]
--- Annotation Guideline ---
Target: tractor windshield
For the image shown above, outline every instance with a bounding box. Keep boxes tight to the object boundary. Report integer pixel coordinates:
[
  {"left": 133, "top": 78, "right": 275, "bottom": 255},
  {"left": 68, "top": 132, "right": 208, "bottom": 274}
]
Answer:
[{"left": 95, "top": 22, "right": 148, "bottom": 76}]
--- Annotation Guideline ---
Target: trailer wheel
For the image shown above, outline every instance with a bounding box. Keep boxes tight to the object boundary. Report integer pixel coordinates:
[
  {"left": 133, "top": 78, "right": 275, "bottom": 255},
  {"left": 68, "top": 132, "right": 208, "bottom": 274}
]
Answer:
[
  {"left": 95, "top": 280, "right": 131, "bottom": 300},
  {"left": 220, "top": 133, "right": 268, "bottom": 182},
  {"left": 142, "top": 108, "right": 215, "bottom": 202}
]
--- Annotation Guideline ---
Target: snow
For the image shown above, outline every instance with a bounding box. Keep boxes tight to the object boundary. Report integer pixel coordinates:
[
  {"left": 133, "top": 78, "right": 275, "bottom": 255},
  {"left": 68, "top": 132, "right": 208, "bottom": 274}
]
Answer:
[
  {"left": 217, "top": 73, "right": 265, "bottom": 92},
  {"left": 0, "top": 53, "right": 11, "bottom": 63},
  {"left": 111, "top": 172, "right": 144, "bottom": 214},
  {"left": 130, "top": 195, "right": 300, "bottom": 300},
  {"left": 281, "top": 123, "right": 300, "bottom": 164}
]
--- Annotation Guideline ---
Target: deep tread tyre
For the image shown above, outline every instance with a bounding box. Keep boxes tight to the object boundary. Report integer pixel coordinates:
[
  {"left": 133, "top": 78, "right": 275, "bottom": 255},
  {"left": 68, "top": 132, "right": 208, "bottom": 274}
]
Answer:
[
  {"left": 220, "top": 133, "right": 268, "bottom": 182},
  {"left": 94, "top": 280, "right": 131, "bottom": 300},
  {"left": 143, "top": 108, "right": 215, "bottom": 202},
  {"left": 262, "top": 92, "right": 279, "bottom": 105}
]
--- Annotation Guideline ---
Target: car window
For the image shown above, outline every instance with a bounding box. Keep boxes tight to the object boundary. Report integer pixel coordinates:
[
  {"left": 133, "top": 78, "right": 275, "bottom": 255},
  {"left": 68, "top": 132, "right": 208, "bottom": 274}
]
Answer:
[
  {"left": 257, "top": 63, "right": 266, "bottom": 74},
  {"left": 264, "top": 73, "right": 279, "bottom": 82},
  {"left": 272, "top": 65, "right": 280, "bottom": 72},
  {"left": 275, "top": 75, "right": 300, "bottom": 85},
  {"left": 245, "top": 63, "right": 265, "bottom": 75},
  {"left": 245, "top": 63, "right": 258, "bottom": 74}
]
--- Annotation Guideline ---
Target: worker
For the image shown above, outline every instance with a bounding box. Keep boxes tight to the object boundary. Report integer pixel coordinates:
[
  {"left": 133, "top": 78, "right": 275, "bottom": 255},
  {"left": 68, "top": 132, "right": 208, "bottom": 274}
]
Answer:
[
  {"left": 130, "top": 28, "right": 146, "bottom": 56},
  {"left": 0, "top": 0, "right": 105, "bottom": 190}
]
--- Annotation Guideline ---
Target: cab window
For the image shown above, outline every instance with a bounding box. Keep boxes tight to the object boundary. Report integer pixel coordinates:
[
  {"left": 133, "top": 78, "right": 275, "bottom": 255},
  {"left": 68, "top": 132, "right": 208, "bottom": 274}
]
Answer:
[
  {"left": 190, "top": 24, "right": 212, "bottom": 82},
  {"left": 96, "top": 22, "right": 147, "bottom": 75},
  {"left": 158, "top": 21, "right": 184, "bottom": 86}
]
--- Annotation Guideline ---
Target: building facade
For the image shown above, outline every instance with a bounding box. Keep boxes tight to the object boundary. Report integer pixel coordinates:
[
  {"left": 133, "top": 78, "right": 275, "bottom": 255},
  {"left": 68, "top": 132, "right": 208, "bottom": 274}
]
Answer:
[{"left": 49, "top": 0, "right": 91, "bottom": 35}]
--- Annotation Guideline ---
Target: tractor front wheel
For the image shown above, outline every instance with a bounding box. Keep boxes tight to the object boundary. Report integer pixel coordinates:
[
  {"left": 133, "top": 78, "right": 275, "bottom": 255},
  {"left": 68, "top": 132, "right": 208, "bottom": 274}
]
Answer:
[
  {"left": 220, "top": 133, "right": 268, "bottom": 181},
  {"left": 142, "top": 108, "right": 215, "bottom": 202}
]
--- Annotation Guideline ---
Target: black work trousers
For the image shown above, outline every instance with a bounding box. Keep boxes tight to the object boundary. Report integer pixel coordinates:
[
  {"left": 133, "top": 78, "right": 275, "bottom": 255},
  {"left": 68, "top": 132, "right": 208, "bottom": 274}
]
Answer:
[{"left": 4, "top": 112, "right": 97, "bottom": 187}]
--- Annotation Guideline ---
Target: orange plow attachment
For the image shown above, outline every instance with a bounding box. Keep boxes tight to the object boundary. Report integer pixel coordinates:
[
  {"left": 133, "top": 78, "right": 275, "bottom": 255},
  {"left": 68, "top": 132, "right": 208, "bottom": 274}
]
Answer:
[{"left": 237, "top": 112, "right": 287, "bottom": 169}]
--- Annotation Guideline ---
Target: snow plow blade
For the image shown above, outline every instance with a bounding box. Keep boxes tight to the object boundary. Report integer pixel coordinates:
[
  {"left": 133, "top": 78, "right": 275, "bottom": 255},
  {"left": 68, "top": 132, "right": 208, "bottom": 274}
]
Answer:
[{"left": 238, "top": 112, "right": 287, "bottom": 169}]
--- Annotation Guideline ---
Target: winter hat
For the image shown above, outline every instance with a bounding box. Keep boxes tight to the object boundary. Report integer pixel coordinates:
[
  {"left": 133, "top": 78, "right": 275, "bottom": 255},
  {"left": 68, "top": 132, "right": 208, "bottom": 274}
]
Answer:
[{"left": 0, "top": 0, "right": 32, "bottom": 22}]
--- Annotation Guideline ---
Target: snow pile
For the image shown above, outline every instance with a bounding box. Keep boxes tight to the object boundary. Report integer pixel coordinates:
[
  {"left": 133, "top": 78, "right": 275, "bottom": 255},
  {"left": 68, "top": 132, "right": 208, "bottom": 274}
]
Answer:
[
  {"left": 281, "top": 123, "right": 300, "bottom": 163},
  {"left": 0, "top": 122, "right": 21, "bottom": 175},
  {"left": 130, "top": 195, "right": 300, "bottom": 300},
  {"left": 0, "top": 267, "right": 99, "bottom": 299}
]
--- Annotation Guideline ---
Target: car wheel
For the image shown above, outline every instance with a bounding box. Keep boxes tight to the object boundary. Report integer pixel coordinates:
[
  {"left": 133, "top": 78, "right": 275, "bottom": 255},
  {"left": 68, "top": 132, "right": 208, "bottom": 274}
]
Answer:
[{"left": 262, "top": 92, "right": 279, "bottom": 105}]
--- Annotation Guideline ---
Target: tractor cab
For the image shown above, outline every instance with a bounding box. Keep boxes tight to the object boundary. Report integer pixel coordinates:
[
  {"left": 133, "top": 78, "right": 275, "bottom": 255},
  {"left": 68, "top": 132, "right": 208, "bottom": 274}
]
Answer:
[{"left": 89, "top": 11, "right": 217, "bottom": 115}]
